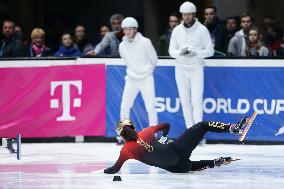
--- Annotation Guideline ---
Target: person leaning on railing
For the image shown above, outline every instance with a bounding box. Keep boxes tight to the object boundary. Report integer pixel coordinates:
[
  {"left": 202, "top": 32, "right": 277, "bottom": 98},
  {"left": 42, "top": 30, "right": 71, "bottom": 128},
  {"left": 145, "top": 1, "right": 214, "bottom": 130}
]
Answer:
[{"left": 87, "top": 14, "right": 124, "bottom": 57}]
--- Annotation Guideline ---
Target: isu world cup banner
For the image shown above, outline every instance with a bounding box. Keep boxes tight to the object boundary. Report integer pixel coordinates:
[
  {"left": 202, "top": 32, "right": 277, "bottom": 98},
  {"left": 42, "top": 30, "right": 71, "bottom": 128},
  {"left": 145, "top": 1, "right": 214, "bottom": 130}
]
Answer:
[
  {"left": 203, "top": 66, "right": 284, "bottom": 141},
  {"left": 106, "top": 64, "right": 284, "bottom": 142},
  {"left": 0, "top": 64, "right": 106, "bottom": 138}
]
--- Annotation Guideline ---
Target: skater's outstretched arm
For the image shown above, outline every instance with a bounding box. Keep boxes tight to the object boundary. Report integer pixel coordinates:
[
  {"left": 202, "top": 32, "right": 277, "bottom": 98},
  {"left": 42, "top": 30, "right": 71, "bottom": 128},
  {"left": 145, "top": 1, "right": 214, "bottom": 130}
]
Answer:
[{"left": 104, "top": 146, "right": 130, "bottom": 174}]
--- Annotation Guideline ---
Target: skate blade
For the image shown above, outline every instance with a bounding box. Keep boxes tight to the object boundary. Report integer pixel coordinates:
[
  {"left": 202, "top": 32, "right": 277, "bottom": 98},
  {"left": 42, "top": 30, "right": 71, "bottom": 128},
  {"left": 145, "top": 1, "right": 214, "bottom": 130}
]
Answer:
[
  {"left": 230, "top": 158, "right": 241, "bottom": 161},
  {"left": 239, "top": 112, "right": 258, "bottom": 142}
]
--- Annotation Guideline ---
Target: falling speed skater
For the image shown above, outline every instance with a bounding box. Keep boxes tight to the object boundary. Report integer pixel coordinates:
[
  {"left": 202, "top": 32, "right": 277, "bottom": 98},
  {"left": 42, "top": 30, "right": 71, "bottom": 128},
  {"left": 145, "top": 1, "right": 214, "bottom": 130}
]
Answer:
[{"left": 104, "top": 117, "right": 249, "bottom": 174}]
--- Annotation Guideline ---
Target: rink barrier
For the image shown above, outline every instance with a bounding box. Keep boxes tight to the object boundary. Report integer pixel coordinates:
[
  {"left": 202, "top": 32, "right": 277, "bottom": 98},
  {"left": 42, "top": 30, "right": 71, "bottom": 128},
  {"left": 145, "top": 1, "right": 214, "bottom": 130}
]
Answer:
[{"left": 0, "top": 57, "right": 284, "bottom": 143}]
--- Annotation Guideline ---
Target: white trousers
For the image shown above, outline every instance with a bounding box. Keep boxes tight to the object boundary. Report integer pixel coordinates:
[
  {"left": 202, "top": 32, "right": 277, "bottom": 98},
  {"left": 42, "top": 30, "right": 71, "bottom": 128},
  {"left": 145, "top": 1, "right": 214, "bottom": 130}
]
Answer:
[
  {"left": 120, "top": 75, "right": 158, "bottom": 126},
  {"left": 175, "top": 66, "right": 204, "bottom": 128}
]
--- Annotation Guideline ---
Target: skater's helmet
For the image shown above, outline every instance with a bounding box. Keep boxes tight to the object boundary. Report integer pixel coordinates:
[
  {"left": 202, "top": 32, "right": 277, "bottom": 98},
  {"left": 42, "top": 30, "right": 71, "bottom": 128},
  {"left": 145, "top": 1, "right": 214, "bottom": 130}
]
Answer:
[
  {"left": 179, "top": 1, "right": 196, "bottom": 13},
  {"left": 121, "top": 17, "right": 138, "bottom": 28},
  {"left": 116, "top": 118, "right": 135, "bottom": 135}
]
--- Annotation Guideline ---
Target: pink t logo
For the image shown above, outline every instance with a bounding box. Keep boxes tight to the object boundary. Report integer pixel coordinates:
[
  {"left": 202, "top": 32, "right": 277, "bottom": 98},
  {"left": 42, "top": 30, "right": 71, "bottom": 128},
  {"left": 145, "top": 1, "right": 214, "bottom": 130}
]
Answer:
[{"left": 50, "top": 81, "right": 82, "bottom": 121}]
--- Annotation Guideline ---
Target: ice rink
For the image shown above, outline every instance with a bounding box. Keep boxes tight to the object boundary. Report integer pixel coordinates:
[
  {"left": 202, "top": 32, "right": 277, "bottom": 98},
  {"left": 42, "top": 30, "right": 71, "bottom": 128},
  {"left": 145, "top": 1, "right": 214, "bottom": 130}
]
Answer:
[{"left": 1, "top": 143, "right": 284, "bottom": 189}]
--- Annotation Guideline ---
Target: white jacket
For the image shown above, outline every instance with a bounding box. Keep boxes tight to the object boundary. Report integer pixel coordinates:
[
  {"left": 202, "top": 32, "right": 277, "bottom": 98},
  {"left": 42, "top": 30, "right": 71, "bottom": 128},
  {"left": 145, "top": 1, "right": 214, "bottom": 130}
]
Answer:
[
  {"left": 227, "top": 29, "right": 246, "bottom": 56},
  {"left": 119, "top": 32, "right": 157, "bottom": 80},
  {"left": 169, "top": 19, "right": 214, "bottom": 67}
]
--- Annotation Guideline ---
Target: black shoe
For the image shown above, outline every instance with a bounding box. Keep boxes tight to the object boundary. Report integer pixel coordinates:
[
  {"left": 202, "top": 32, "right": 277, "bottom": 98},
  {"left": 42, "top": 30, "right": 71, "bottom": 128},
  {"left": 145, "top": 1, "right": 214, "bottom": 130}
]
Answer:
[{"left": 230, "top": 116, "right": 249, "bottom": 134}]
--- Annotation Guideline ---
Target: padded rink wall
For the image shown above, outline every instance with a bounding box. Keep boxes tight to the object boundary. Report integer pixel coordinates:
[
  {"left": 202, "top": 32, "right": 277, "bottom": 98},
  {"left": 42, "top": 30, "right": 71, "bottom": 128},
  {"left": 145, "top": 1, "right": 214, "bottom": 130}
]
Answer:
[{"left": 0, "top": 58, "right": 284, "bottom": 142}]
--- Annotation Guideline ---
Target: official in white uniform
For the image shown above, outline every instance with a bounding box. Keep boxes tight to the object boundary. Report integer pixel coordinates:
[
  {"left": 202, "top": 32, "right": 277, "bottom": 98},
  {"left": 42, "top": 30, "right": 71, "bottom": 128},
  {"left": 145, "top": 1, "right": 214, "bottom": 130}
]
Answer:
[
  {"left": 169, "top": 2, "right": 214, "bottom": 128},
  {"left": 119, "top": 17, "right": 158, "bottom": 126}
]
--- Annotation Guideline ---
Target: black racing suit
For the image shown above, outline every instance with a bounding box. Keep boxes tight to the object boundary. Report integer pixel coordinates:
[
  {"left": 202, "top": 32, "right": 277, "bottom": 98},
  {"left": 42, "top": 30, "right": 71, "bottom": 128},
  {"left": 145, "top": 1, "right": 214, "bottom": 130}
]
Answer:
[{"left": 104, "top": 121, "right": 232, "bottom": 174}]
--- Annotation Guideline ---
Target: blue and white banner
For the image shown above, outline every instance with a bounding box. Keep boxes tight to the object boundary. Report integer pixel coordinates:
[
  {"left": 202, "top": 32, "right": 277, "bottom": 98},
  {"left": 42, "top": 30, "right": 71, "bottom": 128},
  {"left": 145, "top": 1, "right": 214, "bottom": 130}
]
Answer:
[
  {"left": 204, "top": 66, "right": 284, "bottom": 141},
  {"left": 106, "top": 62, "right": 284, "bottom": 141}
]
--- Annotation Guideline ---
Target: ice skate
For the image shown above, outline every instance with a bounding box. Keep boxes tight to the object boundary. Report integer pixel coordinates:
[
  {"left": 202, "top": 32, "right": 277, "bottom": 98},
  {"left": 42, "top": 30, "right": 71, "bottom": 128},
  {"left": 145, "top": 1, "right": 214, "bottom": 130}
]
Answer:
[{"left": 230, "top": 116, "right": 249, "bottom": 134}]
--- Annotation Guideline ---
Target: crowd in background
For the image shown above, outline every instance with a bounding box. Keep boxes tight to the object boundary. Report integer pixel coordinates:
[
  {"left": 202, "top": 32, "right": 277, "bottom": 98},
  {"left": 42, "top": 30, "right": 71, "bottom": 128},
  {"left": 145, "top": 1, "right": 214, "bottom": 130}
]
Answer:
[
  {"left": 0, "top": 6, "right": 284, "bottom": 58},
  {"left": 158, "top": 7, "right": 284, "bottom": 57}
]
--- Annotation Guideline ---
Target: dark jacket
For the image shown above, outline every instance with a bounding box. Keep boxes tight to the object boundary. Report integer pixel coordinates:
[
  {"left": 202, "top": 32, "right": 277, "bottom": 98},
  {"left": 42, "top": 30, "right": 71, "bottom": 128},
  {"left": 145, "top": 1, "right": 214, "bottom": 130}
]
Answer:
[
  {"left": 0, "top": 37, "right": 24, "bottom": 57},
  {"left": 157, "top": 29, "right": 172, "bottom": 56},
  {"left": 23, "top": 43, "right": 53, "bottom": 57},
  {"left": 215, "top": 28, "right": 238, "bottom": 54},
  {"left": 205, "top": 19, "right": 225, "bottom": 46},
  {"left": 54, "top": 45, "right": 81, "bottom": 57},
  {"left": 75, "top": 39, "right": 93, "bottom": 55}
]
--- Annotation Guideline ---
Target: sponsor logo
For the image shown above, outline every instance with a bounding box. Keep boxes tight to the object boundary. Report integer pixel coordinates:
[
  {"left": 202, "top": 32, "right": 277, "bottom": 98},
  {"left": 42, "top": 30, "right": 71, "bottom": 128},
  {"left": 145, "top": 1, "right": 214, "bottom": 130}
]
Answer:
[{"left": 50, "top": 81, "right": 82, "bottom": 121}]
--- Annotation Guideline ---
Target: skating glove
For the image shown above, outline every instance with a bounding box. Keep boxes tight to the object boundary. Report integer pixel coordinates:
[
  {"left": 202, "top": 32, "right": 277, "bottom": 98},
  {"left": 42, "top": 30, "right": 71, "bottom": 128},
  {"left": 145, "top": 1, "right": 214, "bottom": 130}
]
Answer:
[
  {"left": 104, "top": 166, "right": 117, "bottom": 174},
  {"left": 179, "top": 47, "right": 197, "bottom": 58},
  {"left": 179, "top": 47, "right": 190, "bottom": 55},
  {"left": 187, "top": 50, "right": 197, "bottom": 58},
  {"left": 158, "top": 136, "right": 168, "bottom": 144}
]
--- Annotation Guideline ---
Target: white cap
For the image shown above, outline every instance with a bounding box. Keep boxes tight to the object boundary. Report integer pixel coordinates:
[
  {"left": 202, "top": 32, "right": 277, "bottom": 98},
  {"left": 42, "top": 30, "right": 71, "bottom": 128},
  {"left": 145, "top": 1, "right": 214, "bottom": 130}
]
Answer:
[
  {"left": 121, "top": 17, "right": 138, "bottom": 28},
  {"left": 179, "top": 1, "right": 197, "bottom": 13}
]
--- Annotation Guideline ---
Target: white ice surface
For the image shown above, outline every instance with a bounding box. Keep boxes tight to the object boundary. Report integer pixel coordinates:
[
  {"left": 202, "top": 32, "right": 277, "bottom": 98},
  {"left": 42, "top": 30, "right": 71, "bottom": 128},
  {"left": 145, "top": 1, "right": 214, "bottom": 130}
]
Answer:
[{"left": 0, "top": 143, "right": 284, "bottom": 189}]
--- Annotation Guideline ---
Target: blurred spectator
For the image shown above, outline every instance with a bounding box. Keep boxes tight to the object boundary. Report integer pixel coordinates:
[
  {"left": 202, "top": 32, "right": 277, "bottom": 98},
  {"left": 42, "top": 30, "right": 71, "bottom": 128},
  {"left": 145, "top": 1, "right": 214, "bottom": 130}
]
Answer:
[
  {"left": 100, "top": 25, "right": 110, "bottom": 37},
  {"left": 280, "top": 35, "right": 284, "bottom": 56},
  {"left": 74, "top": 25, "right": 93, "bottom": 55},
  {"left": 93, "top": 25, "right": 111, "bottom": 56},
  {"left": 23, "top": 28, "right": 53, "bottom": 57},
  {"left": 0, "top": 20, "right": 23, "bottom": 57},
  {"left": 54, "top": 32, "right": 81, "bottom": 57},
  {"left": 261, "top": 18, "right": 283, "bottom": 56},
  {"left": 246, "top": 27, "right": 269, "bottom": 56},
  {"left": 157, "top": 12, "right": 180, "bottom": 56},
  {"left": 215, "top": 16, "right": 239, "bottom": 54},
  {"left": 227, "top": 12, "right": 254, "bottom": 56},
  {"left": 15, "top": 26, "right": 21, "bottom": 33},
  {"left": 14, "top": 25, "right": 24, "bottom": 44},
  {"left": 261, "top": 16, "right": 276, "bottom": 29},
  {"left": 203, "top": 6, "right": 224, "bottom": 45},
  {"left": 87, "top": 14, "right": 124, "bottom": 56}
]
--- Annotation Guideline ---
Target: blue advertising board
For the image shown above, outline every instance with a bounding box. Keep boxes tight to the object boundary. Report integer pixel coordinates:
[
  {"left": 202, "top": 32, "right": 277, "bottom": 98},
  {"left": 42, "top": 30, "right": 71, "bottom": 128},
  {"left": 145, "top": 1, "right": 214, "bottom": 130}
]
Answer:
[{"left": 106, "top": 64, "right": 284, "bottom": 142}]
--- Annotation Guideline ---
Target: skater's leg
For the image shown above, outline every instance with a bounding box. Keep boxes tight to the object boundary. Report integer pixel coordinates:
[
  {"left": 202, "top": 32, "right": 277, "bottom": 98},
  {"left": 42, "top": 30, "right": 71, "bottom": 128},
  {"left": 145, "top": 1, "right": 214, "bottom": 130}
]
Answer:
[
  {"left": 140, "top": 75, "right": 158, "bottom": 126},
  {"left": 175, "top": 67, "right": 194, "bottom": 128},
  {"left": 120, "top": 79, "right": 139, "bottom": 120},
  {"left": 191, "top": 157, "right": 236, "bottom": 171},
  {"left": 173, "top": 121, "right": 233, "bottom": 157},
  {"left": 173, "top": 122, "right": 208, "bottom": 157},
  {"left": 191, "top": 160, "right": 215, "bottom": 171},
  {"left": 189, "top": 66, "right": 204, "bottom": 124},
  {"left": 118, "top": 79, "right": 139, "bottom": 144}
]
